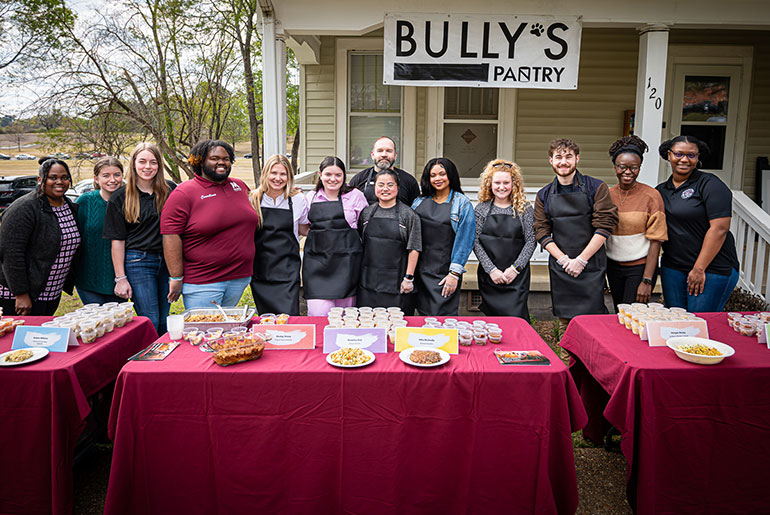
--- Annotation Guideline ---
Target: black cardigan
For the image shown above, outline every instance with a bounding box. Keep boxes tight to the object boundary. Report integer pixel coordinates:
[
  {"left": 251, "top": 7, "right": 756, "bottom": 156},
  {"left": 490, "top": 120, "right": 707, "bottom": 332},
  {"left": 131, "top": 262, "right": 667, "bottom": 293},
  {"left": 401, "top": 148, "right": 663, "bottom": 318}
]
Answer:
[{"left": 0, "top": 191, "right": 82, "bottom": 300}]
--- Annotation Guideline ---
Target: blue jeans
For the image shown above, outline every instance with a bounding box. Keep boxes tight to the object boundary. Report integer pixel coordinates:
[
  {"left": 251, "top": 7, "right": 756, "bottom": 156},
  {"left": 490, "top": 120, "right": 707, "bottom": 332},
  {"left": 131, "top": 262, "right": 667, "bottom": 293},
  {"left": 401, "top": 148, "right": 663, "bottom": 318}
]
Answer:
[
  {"left": 661, "top": 266, "right": 739, "bottom": 312},
  {"left": 76, "top": 288, "right": 124, "bottom": 306},
  {"left": 124, "top": 250, "right": 171, "bottom": 334},
  {"left": 182, "top": 277, "right": 251, "bottom": 309}
]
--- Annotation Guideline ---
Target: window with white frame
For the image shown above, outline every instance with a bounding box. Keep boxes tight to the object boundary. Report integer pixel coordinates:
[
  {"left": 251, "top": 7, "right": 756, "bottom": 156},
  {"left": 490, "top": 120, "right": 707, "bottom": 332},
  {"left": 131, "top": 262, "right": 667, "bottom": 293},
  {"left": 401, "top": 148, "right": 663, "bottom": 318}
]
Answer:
[{"left": 348, "top": 54, "right": 402, "bottom": 169}]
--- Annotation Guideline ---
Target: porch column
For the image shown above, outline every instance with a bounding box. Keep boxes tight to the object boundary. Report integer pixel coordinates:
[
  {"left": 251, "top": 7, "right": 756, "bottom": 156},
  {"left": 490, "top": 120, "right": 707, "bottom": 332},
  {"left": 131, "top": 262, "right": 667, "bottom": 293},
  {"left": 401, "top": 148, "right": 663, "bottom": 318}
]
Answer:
[
  {"left": 634, "top": 24, "right": 669, "bottom": 187},
  {"left": 261, "top": 13, "right": 282, "bottom": 158},
  {"left": 275, "top": 25, "right": 287, "bottom": 155}
]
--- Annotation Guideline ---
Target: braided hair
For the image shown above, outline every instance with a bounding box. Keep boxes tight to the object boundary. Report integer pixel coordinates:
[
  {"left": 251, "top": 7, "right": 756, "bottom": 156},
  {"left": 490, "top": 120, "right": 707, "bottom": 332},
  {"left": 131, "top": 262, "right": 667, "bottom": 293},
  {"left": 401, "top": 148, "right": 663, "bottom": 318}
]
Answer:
[
  {"left": 608, "top": 135, "right": 648, "bottom": 163},
  {"left": 36, "top": 157, "right": 72, "bottom": 197}
]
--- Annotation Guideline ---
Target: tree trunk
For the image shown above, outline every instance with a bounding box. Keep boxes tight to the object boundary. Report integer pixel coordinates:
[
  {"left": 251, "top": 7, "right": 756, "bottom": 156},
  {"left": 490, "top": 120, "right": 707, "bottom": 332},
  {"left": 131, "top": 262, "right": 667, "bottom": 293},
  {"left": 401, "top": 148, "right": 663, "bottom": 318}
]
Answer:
[{"left": 290, "top": 127, "right": 299, "bottom": 173}]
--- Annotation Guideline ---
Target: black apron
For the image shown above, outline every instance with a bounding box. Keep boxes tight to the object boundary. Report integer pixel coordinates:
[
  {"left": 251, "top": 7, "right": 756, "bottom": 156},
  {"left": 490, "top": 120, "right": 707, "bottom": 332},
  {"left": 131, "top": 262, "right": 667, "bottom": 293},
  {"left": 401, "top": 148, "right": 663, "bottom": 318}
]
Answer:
[
  {"left": 302, "top": 197, "right": 362, "bottom": 299},
  {"left": 357, "top": 205, "right": 413, "bottom": 310},
  {"left": 414, "top": 195, "right": 461, "bottom": 316},
  {"left": 477, "top": 211, "right": 531, "bottom": 319},
  {"left": 250, "top": 196, "right": 300, "bottom": 315},
  {"left": 547, "top": 187, "right": 608, "bottom": 318}
]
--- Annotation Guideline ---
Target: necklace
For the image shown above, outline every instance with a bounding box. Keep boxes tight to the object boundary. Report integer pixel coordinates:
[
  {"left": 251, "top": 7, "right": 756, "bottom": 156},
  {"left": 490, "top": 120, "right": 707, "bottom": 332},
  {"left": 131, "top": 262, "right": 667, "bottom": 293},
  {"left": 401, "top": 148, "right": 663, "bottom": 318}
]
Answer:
[{"left": 618, "top": 182, "right": 638, "bottom": 205}]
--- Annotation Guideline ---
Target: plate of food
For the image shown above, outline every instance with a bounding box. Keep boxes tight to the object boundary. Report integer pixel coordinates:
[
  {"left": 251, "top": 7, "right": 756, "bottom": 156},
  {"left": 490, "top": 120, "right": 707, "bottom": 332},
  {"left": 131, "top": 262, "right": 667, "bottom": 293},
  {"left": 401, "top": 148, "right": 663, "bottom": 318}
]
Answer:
[
  {"left": 327, "top": 347, "right": 375, "bottom": 368},
  {"left": 0, "top": 347, "right": 49, "bottom": 367},
  {"left": 665, "top": 336, "right": 735, "bottom": 365},
  {"left": 399, "top": 347, "right": 450, "bottom": 368}
]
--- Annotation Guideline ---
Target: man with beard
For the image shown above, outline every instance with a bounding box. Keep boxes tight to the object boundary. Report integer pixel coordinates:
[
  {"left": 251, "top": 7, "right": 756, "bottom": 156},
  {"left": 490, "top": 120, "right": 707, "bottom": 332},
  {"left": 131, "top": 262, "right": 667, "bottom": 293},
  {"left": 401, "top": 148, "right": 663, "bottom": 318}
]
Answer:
[
  {"left": 349, "top": 136, "right": 420, "bottom": 206},
  {"left": 161, "top": 140, "right": 259, "bottom": 308},
  {"left": 533, "top": 138, "right": 618, "bottom": 321}
]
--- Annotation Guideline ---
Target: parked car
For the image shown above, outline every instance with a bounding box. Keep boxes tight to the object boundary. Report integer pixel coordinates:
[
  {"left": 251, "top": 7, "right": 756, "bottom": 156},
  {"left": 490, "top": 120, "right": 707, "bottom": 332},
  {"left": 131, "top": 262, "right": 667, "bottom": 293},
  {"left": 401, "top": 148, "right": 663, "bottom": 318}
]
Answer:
[
  {"left": 75, "top": 152, "right": 92, "bottom": 159},
  {"left": 244, "top": 153, "right": 252, "bottom": 159},
  {"left": 65, "top": 178, "right": 96, "bottom": 202},
  {"left": 52, "top": 152, "right": 71, "bottom": 159},
  {"left": 0, "top": 153, "right": 10, "bottom": 160},
  {"left": 0, "top": 175, "right": 38, "bottom": 212},
  {"left": 14, "top": 153, "right": 36, "bottom": 160}
]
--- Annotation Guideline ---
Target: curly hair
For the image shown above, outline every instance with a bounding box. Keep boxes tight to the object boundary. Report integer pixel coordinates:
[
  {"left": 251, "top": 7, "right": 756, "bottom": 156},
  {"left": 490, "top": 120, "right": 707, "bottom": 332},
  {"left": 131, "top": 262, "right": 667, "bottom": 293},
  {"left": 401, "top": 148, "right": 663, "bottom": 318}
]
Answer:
[
  {"left": 188, "top": 140, "right": 235, "bottom": 175},
  {"left": 608, "top": 135, "right": 648, "bottom": 163},
  {"left": 548, "top": 138, "right": 580, "bottom": 157},
  {"left": 250, "top": 154, "right": 297, "bottom": 229},
  {"left": 478, "top": 159, "right": 529, "bottom": 213},
  {"left": 658, "top": 135, "right": 711, "bottom": 160}
]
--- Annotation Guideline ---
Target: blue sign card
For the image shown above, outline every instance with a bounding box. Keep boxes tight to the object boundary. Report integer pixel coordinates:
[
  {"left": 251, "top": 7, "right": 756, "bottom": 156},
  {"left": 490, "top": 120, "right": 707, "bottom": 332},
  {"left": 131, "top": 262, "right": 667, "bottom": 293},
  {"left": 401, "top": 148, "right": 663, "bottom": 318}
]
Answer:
[
  {"left": 12, "top": 326, "right": 78, "bottom": 353},
  {"left": 323, "top": 327, "right": 388, "bottom": 354}
]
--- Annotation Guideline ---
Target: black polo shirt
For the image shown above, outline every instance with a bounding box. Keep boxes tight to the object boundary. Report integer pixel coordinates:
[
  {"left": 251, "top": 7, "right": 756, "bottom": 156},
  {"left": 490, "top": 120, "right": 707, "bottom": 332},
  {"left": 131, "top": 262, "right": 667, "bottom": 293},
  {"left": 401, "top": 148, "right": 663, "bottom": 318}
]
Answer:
[
  {"left": 656, "top": 170, "right": 739, "bottom": 275},
  {"left": 103, "top": 181, "right": 176, "bottom": 253},
  {"left": 349, "top": 166, "right": 421, "bottom": 206}
]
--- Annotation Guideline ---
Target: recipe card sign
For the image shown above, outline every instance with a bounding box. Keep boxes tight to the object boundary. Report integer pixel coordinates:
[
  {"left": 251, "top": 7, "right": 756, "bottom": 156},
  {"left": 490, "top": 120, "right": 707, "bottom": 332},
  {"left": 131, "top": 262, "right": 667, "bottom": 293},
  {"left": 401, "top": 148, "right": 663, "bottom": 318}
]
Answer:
[
  {"left": 252, "top": 324, "right": 316, "bottom": 350},
  {"left": 645, "top": 320, "right": 709, "bottom": 347},
  {"left": 323, "top": 327, "right": 388, "bottom": 354},
  {"left": 395, "top": 327, "right": 459, "bottom": 354},
  {"left": 12, "top": 326, "right": 78, "bottom": 353}
]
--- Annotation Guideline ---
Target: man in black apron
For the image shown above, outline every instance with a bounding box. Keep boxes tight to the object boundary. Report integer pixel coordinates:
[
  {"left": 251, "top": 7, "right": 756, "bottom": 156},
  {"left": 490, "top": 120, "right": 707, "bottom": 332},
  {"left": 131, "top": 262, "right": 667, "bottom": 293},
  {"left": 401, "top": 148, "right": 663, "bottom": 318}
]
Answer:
[
  {"left": 348, "top": 137, "right": 420, "bottom": 206},
  {"left": 533, "top": 139, "right": 618, "bottom": 320},
  {"left": 250, "top": 195, "right": 301, "bottom": 315}
]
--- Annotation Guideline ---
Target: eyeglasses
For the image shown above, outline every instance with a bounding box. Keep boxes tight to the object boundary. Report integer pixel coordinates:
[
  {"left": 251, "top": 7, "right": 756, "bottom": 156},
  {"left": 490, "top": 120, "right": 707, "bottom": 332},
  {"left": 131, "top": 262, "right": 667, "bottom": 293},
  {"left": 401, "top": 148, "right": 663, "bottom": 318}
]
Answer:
[
  {"left": 492, "top": 161, "right": 512, "bottom": 169},
  {"left": 669, "top": 150, "right": 699, "bottom": 160},
  {"left": 614, "top": 164, "right": 640, "bottom": 173},
  {"left": 47, "top": 176, "right": 70, "bottom": 183}
]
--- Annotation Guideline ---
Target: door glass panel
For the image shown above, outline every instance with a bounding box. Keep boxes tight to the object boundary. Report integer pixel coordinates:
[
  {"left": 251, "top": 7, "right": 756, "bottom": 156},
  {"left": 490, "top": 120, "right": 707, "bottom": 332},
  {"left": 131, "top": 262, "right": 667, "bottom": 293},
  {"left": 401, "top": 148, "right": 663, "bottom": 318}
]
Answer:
[
  {"left": 443, "top": 123, "right": 497, "bottom": 177},
  {"left": 444, "top": 88, "right": 498, "bottom": 120},
  {"left": 682, "top": 76, "right": 729, "bottom": 122},
  {"left": 349, "top": 116, "right": 401, "bottom": 168},
  {"left": 680, "top": 125, "right": 726, "bottom": 169}
]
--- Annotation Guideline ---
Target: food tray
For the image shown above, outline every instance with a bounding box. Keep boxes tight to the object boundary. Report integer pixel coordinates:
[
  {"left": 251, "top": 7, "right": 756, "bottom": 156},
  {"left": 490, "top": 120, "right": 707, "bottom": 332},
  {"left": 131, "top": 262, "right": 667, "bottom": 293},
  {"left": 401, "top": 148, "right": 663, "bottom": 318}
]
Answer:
[
  {"left": 212, "top": 341, "right": 265, "bottom": 366},
  {"left": 181, "top": 307, "right": 256, "bottom": 331}
]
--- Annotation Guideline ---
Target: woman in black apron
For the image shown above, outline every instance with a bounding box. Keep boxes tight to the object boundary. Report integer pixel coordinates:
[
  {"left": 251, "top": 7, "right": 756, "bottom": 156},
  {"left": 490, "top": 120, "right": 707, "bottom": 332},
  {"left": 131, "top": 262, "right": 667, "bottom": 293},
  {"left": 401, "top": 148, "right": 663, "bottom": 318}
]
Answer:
[
  {"left": 473, "top": 160, "right": 535, "bottom": 319},
  {"left": 411, "top": 158, "right": 476, "bottom": 316},
  {"left": 302, "top": 157, "right": 367, "bottom": 316},
  {"left": 249, "top": 155, "right": 309, "bottom": 315},
  {"left": 357, "top": 170, "right": 421, "bottom": 311}
]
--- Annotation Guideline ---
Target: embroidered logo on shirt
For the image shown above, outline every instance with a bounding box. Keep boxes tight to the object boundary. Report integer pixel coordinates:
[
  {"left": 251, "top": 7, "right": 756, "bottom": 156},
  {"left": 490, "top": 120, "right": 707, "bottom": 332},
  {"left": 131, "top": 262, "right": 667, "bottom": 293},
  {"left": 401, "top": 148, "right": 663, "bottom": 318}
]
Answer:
[
  {"left": 200, "top": 193, "right": 217, "bottom": 199},
  {"left": 230, "top": 182, "right": 242, "bottom": 192},
  {"left": 681, "top": 188, "right": 695, "bottom": 199}
]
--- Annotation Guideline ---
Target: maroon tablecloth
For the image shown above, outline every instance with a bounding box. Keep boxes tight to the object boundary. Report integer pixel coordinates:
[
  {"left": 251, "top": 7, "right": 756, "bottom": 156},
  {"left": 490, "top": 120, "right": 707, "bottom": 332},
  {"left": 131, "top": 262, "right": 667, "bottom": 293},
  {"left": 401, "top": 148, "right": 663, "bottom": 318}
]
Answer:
[
  {"left": 105, "top": 316, "right": 587, "bottom": 515},
  {"left": 560, "top": 312, "right": 770, "bottom": 514},
  {"left": 0, "top": 316, "right": 157, "bottom": 515}
]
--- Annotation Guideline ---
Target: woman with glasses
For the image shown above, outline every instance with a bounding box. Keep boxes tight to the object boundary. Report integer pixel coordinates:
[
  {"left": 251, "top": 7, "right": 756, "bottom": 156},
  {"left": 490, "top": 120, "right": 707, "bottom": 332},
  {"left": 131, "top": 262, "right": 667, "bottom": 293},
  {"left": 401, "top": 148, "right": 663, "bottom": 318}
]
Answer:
[
  {"left": 0, "top": 157, "right": 82, "bottom": 315},
  {"left": 473, "top": 159, "right": 534, "bottom": 318},
  {"left": 655, "top": 135, "right": 739, "bottom": 311},
  {"left": 604, "top": 136, "right": 668, "bottom": 310}
]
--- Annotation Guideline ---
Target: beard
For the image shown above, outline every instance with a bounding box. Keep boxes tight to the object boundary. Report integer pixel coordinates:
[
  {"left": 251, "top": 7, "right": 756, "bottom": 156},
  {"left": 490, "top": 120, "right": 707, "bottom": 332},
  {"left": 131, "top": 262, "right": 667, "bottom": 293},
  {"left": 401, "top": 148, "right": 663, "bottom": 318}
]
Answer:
[
  {"left": 201, "top": 161, "right": 231, "bottom": 182},
  {"left": 374, "top": 157, "right": 394, "bottom": 172}
]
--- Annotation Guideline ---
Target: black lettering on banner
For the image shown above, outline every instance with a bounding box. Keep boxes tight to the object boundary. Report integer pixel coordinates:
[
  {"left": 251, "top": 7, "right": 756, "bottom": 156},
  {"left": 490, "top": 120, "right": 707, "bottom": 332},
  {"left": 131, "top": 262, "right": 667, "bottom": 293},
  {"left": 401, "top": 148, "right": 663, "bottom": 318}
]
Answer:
[
  {"left": 518, "top": 67, "right": 530, "bottom": 82},
  {"left": 544, "top": 22, "right": 569, "bottom": 60},
  {"left": 542, "top": 67, "right": 553, "bottom": 82},
  {"left": 498, "top": 22, "right": 527, "bottom": 59},
  {"left": 482, "top": 22, "right": 499, "bottom": 58},
  {"left": 461, "top": 21, "right": 478, "bottom": 58},
  {"left": 554, "top": 67, "right": 564, "bottom": 82},
  {"left": 425, "top": 20, "right": 449, "bottom": 58},
  {"left": 396, "top": 20, "right": 416, "bottom": 57}
]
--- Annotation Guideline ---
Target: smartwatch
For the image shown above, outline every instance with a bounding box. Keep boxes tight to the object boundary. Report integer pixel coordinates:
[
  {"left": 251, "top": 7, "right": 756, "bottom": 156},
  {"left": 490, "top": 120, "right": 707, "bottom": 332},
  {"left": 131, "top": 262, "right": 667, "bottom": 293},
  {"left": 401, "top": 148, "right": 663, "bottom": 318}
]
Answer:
[
  {"left": 404, "top": 274, "right": 415, "bottom": 281},
  {"left": 641, "top": 277, "right": 653, "bottom": 286}
]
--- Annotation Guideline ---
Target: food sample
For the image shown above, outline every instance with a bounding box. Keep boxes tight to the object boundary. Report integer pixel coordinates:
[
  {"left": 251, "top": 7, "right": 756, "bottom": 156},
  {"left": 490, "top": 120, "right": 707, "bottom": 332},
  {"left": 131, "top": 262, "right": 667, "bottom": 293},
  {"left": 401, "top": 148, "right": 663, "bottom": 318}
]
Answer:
[
  {"left": 677, "top": 344, "right": 722, "bottom": 356},
  {"left": 212, "top": 341, "right": 265, "bottom": 366},
  {"left": 329, "top": 347, "right": 371, "bottom": 366},
  {"left": 185, "top": 314, "right": 234, "bottom": 323},
  {"left": 4, "top": 349, "right": 33, "bottom": 362},
  {"left": 410, "top": 349, "right": 441, "bottom": 364}
]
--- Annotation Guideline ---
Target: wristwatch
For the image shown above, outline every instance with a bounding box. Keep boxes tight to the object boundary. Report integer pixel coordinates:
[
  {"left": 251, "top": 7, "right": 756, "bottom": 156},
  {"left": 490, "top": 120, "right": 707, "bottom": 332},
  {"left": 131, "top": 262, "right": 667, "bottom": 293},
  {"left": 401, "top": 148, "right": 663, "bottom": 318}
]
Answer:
[
  {"left": 404, "top": 274, "right": 414, "bottom": 281},
  {"left": 641, "top": 277, "right": 653, "bottom": 285}
]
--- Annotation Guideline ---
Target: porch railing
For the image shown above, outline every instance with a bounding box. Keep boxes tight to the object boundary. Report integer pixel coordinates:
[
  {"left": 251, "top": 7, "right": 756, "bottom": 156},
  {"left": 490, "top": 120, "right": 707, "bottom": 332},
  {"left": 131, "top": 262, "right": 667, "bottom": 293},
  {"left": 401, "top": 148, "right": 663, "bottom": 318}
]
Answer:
[{"left": 731, "top": 190, "right": 770, "bottom": 303}]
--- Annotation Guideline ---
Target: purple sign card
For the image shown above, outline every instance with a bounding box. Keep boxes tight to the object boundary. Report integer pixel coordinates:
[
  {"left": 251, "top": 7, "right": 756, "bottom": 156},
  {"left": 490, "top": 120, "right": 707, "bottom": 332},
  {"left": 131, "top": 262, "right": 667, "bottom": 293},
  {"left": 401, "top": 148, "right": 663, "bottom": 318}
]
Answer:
[{"left": 323, "top": 327, "right": 388, "bottom": 354}]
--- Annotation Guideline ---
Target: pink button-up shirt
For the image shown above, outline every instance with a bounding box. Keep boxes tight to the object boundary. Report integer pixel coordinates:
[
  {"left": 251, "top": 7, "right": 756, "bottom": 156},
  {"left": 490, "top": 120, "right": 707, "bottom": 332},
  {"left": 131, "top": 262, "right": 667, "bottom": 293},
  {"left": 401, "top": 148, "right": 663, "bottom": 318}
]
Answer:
[{"left": 306, "top": 188, "right": 368, "bottom": 229}]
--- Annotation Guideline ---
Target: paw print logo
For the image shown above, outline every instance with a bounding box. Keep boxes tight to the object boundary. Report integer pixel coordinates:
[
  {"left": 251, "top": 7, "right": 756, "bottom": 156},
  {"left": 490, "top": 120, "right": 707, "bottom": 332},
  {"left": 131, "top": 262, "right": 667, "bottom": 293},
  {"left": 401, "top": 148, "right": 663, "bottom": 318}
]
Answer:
[{"left": 530, "top": 23, "right": 544, "bottom": 36}]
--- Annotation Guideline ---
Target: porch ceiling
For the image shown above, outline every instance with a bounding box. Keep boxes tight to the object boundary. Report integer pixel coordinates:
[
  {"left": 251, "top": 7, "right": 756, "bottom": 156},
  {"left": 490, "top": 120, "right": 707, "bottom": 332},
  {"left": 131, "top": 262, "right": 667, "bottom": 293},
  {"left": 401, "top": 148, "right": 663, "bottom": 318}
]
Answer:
[{"left": 275, "top": 0, "right": 770, "bottom": 35}]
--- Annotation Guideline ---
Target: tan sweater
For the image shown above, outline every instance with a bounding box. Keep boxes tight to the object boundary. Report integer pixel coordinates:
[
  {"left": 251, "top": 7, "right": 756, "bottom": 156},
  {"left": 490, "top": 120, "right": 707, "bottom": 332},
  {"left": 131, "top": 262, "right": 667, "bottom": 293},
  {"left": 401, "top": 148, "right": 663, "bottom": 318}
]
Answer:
[{"left": 606, "top": 183, "right": 668, "bottom": 265}]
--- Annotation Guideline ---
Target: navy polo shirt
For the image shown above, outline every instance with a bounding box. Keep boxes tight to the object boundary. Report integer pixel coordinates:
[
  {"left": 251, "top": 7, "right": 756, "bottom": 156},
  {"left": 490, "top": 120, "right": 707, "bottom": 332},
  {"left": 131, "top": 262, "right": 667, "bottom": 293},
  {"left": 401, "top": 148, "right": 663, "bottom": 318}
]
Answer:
[{"left": 656, "top": 169, "right": 739, "bottom": 275}]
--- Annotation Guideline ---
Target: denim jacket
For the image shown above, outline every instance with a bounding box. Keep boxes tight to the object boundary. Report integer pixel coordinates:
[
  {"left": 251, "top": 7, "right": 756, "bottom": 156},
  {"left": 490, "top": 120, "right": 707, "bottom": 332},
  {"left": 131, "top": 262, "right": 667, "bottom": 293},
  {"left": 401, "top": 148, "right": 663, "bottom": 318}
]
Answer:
[{"left": 412, "top": 190, "right": 476, "bottom": 274}]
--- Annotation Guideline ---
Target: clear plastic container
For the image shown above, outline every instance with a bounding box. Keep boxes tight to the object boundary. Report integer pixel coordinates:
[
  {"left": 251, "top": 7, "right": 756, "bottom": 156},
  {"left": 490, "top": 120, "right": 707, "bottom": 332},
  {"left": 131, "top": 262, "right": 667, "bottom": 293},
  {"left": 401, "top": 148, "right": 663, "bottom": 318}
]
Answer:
[
  {"left": 488, "top": 327, "right": 502, "bottom": 344},
  {"left": 739, "top": 320, "right": 755, "bottom": 336},
  {"left": 111, "top": 308, "right": 127, "bottom": 328},
  {"left": 459, "top": 330, "right": 473, "bottom": 346}
]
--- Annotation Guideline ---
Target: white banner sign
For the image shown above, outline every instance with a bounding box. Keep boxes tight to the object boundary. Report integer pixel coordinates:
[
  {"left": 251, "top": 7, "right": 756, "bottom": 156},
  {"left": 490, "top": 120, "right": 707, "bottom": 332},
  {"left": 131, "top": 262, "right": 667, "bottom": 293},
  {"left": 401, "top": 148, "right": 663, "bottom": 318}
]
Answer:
[{"left": 384, "top": 13, "right": 582, "bottom": 89}]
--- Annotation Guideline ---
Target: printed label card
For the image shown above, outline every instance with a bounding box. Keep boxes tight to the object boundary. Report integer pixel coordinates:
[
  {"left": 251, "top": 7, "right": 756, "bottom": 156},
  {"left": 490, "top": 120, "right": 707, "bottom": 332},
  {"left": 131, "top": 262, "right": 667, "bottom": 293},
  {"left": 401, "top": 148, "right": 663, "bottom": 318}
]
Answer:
[
  {"left": 253, "top": 324, "right": 316, "bottom": 350},
  {"left": 645, "top": 319, "right": 709, "bottom": 347},
  {"left": 12, "top": 326, "right": 77, "bottom": 353},
  {"left": 323, "top": 327, "right": 388, "bottom": 353},
  {"left": 394, "top": 327, "right": 459, "bottom": 354}
]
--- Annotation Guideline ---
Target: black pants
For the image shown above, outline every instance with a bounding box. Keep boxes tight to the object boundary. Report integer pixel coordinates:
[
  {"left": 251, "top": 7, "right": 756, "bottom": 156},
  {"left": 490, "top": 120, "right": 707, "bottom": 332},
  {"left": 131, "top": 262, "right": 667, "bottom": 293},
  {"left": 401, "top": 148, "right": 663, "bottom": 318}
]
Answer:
[
  {"left": 0, "top": 296, "right": 61, "bottom": 316},
  {"left": 606, "top": 260, "right": 657, "bottom": 312}
]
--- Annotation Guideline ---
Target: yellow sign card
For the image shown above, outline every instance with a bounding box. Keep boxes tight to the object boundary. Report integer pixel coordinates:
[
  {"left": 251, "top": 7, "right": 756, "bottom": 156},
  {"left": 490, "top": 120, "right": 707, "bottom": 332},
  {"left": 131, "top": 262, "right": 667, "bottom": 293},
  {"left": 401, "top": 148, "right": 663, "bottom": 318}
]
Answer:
[{"left": 395, "top": 327, "right": 459, "bottom": 354}]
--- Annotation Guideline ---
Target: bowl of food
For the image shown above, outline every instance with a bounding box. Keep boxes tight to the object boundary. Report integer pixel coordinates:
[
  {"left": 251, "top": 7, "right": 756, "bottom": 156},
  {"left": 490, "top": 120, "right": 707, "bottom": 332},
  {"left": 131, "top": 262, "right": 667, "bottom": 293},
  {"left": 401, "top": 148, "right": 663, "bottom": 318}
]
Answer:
[{"left": 665, "top": 336, "right": 735, "bottom": 365}]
